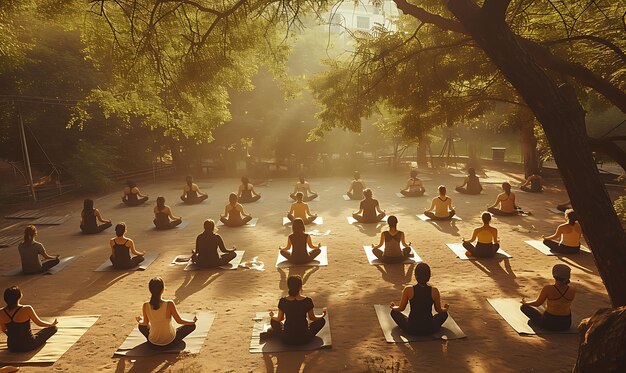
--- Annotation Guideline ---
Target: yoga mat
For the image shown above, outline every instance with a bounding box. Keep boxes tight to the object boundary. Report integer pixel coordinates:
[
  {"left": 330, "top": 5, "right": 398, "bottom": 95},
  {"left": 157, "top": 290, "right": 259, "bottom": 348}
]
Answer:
[
  {"left": 183, "top": 250, "right": 245, "bottom": 270},
  {"left": 342, "top": 195, "right": 360, "bottom": 201},
  {"left": 146, "top": 220, "right": 190, "bottom": 231},
  {"left": 363, "top": 246, "right": 422, "bottom": 265},
  {"left": 487, "top": 298, "right": 580, "bottom": 335},
  {"left": 481, "top": 179, "right": 508, "bottom": 184},
  {"left": 276, "top": 246, "right": 328, "bottom": 268},
  {"left": 30, "top": 215, "right": 71, "bottom": 225},
  {"left": 4, "top": 210, "right": 46, "bottom": 219},
  {"left": 216, "top": 218, "right": 258, "bottom": 228},
  {"left": 546, "top": 207, "right": 564, "bottom": 215},
  {"left": 288, "top": 197, "right": 320, "bottom": 202},
  {"left": 94, "top": 252, "right": 159, "bottom": 272},
  {"left": 0, "top": 235, "right": 21, "bottom": 248},
  {"left": 0, "top": 315, "right": 99, "bottom": 364},
  {"left": 347, "top": 216, "right": 388, "bottom": 225},
  {"left": 416, "top": 214, "right": 462, "bottom": 221},
  {"left": 249, "top": 309, "right": 331, "bottom": 353},
  {"left": 524, "top": 240, "right": 591, "bottom": 256},
  {"left": 282, "top": 217, "right": 323, "bottom": 226},
  {"left": 373, "top": 305, "right": 466, "bottom": 343},
  {"left": 306, "top": 229, "right": 331, "bottom": 237},
  {"left": 114, "top": 312, "right": 215, "bottom": 357},
  {"left": 445, "top": 243, "right": 512, "bottom": 260},
  {"left": 3, "top": 256, "right": 80, "bottom": 276},
  {"left": 176, "top": 199, "right": 211, "bottom": 206},
  {"left": 395, "top": 192, "right": 428, "bottom": 198}
]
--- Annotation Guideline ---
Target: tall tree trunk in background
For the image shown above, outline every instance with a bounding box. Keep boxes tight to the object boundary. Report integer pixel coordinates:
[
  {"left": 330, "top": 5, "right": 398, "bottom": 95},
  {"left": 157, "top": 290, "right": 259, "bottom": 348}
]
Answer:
[
  {"left": 447, "top": 0, "right": 626, "bottom": 306},
  {"left": 517, "top": 106, "right": 540, "bottom": 178},
  {"left": 169, "top": 138, "right": 184, "bottom": 171},
  {"left": 416, "top": 137, "right": 430, "bottom": 169}
]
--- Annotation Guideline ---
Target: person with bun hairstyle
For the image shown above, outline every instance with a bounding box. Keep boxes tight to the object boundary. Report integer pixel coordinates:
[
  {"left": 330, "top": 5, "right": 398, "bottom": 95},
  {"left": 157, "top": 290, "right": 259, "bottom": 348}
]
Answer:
[
  {"left": 400, "top": 169, "right": 425, "bottom": 197},
  {"left": 542, "top": 209, "right": 582, "bottom": 254},
  {"left": 290, "top": 175, "right": 318, "bottom": 202},
  {"left": 462, "top": 212, "right": 500, "bottom": 257},
  {"left": 122, "top": 180, "right": 149, "bottom": 206},
  {"left": 220, "top": 193, "right": 253, "bottom": 227},
  {"left": 192, "top": 220, "right": 237, "bottom": 267},
  {"left": 455, "top": 167, "right": 482, "bottom": 195},
  {"left": 424, "top": 185, "right": 455, "bottom": 220},
  {"left": 520, "top": 264, "right": 575, "bottom": 331},
  {"left": 346, "top": 171, "right": 366, "bottom": 200},
  {"left": 352, "top": 188, "right": 386, "bottom": 223},
  {"left": 238, "top": 176, "right": 261, "bottom": 203},
  {"left": 487, "top": 182, "right": 520, "bottom": 216},
  {"left": 18, "top": 225, "right": 60, "bottom": 274},
  {"left": 153, "top": 196, "right": 183, "bottom": 230},
  {"left": 261, "top": 275, "right": 327, "bottom": 345},
  {"left": 136, "top": 278, "right": 197, "bottom": 348},
  {"left": 279, "top": 218, "right": 322, "bottom": 264},
  {"left": 0, "top": 286, "right": 58, "bottom": 352},
  {"left": 371, "top": 216, "right": 413, "bottom": 263},
  {"left": 109, "top": 223, "right": 145, "bottom": 269},
  {"left": 389, "top": 263, "right": 449, "bottom": 335},
  {"left": 180, "top": 175, "right": 208, "bottom": 204},
  {"left": 80, "top": 198, "right": 112, "bottom": 234}
]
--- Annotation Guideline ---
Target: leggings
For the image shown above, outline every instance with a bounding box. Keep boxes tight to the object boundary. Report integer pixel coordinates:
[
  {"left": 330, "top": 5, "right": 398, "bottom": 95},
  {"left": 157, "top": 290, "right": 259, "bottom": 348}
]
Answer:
[
  {"left": 8, "top": 326, "right": 58, "bottom": 353},
  {"left": 462, "top": 241, "right": 500, "bottom": 258},
  {"left": 352, "top": 212, "right": 386, "bottom": 223},
  {"left": 346, "top": 191, "right": 363, "bottom": 200},
  {"left": 390, "top": 310, "right": 448, "bottom": 335},
  {"left": 400, "top": 189, "right": 425, "bottom": 197},
  {"left": 520, "top": 305, "right": 571, "bottom": 331},
  {"left": 455, "top": 186, "right": 481, "bottom": 195},
  {"left": 81, "top": 222, "right": 113, "bottom": 234},
  {"left": 154, "top": 219, "right": 182, "bottom": 230},
  {"left": 25, "top": 258, "right": 61, "bottom": 274},
  {"left": 268, "top": 318, "right": 325, "bottom": 345},
  {"left": 180, "top": 195, "right": 208, "bottom": 204},
  {"left": 280, "top": 248, "right": 321, "bottom": 264},
  {"left": 122, "top": 196, "right": 149, "bottom": 206},
  {"left": 487, "top": 207, "right": 518, "bottom": 216},
  {"left": 290, "top": 193, "right": 318, "bottom": 202},
  {"left": 138, "top": 324, "right": 196, "bottom": 348},
  {"left": 219, "top": 216, "right": 252, "bottom": 227},
  {"left": 543, "top": 240, "right": 580, "bottom": 254},
  {"left": 520, "top": 185, "right": 541, "bottom": 193},
  {"left": 424, "top": 210, "right": 456, "bottom": 221},
  {"left": 372, "top": 247, "right": 412, "bottom": 263},
  {"left": 110, "top": 255, "right": 144, "bottom": 269},
  {"left": 287, "top": 214, "right": 317, "bottom": 225},
  {"left": 239, "top": 195, "right": 261, "bottom": 203},
  {"left": 192, "top": 251, "right": 237, "bottom": 267}
]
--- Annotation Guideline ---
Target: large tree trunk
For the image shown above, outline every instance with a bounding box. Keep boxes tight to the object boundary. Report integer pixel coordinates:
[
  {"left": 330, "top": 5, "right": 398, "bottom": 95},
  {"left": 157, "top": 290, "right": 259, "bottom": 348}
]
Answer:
[
  {"left": 517, "top": 106, "right": 540, "bottom": 178},
  {"left": 574, "top": 306, "right": 626, "bottom": 372},
  {"left": 447, "top": 0, "right": 626, "bottom": 306}
]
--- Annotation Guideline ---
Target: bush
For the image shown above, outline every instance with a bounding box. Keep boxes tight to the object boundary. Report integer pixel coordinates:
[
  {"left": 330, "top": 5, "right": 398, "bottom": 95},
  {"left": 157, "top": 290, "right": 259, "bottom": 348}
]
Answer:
[{"left": 65, "top": 140, "right": 119, "bottom": 193}]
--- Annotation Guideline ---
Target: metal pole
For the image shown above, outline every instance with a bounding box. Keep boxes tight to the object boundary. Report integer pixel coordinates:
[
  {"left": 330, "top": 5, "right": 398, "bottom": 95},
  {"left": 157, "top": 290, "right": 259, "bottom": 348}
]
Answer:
[{"left": 18, "top": 104, "right": 37, "bottom": 203}]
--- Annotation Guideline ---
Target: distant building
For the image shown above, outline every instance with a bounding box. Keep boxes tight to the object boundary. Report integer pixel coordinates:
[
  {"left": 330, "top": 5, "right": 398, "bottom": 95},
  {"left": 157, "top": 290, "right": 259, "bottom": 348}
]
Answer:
[{"left": 326, "top": 0, "right": 399, "bottom": 34}]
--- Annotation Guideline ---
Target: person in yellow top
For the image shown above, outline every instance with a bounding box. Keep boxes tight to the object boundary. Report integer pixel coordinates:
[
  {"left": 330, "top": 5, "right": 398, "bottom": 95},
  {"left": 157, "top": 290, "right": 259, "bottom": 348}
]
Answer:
[
  {"left": 462, "top": 212, "right": 499, "bottom": 257},
  {"left": 520, "top": 264, "right": 575, "bottom": 331},
  {"left": 287, "top": 192, "right": 318, "bottom": 225},
  {"left": 487, "top": 182, "right": 523, "bottom": 216},
  {"left": 424, "top": 186, "right": 455, "bottom": 220},
  {"left": 542, "top": 209, "right": 582, "bottom": 254}
]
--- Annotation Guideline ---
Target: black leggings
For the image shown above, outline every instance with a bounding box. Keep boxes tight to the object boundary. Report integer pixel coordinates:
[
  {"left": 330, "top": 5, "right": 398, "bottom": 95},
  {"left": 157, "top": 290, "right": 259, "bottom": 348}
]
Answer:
[
  {"left": 424, "top": 210, "right": 455, "bottom": 221},
  {"left": 290, "top": 193, "right": 318, "bottom": 202},
  {"left": 123, "top": 196, "right": 149, "bottom": 206},
  {"left": 154, "top": 219, "right": 182, "bottom": 230},
  {"left": 8, "top": 326, "right": 58, "bottom": 353},
  {"left": 219, "top": 216, "right": 252, "bottom": 227},
  {"left": 25, "top": 258, "right": 61, "bottom": 274},
  {"left": 192, "top": 251, "right": 237, "bottom": 267},
  {"left": 287, "top": 214, "right": 317, "bottom": 225},
  {"left": 352, "top": 212, "right": 386, "bottom": 223},
  {"left": 280, "top": 248, "right": 321, "bottom": 264},
  {"left": 487, "top": 207, "right": 518, "bottom": 216},
  {"left": 455, "top": 186, "right": 481, "bottom": 195},
  {"left": 390, "top": 310, "right": 448, "bottom": 335},
  {"left": 462, "top": 241, "right": 500, "bottom": 258},
  {"left": 81, "top": 222, "right": 112, "bottom": 234},
  {"left": 372, "top": 247, "right": 412, "bottom": 263},
  {"left": 138, "top": 324, "right": 196, "bottom": 348},
  {"left": 543, "top": 240, "right": 580, "bottom": 254},
  {"left": 400, "top": 189, "right": 425, "bottom": 197},
  {"left": 520, "top": 305, "right": 571, "bottom": 331},
  {"left": 110, "top": 255, "right": 144, "bottom": 269},
  {"left": 268, "top": 318, "right": 325, "bottom": 345},
  {"left": 181, "top": 195, "right": 208, "bottom": 204}
]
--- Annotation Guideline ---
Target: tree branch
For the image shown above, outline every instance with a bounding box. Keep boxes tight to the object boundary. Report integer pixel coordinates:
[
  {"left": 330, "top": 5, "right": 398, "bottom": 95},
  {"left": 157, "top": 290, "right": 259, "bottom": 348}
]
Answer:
[
  {"left": 544, "top": 35, "right": 626, "bottom": 65},
  {"left": 482, "top": 0, "right": 511, "bottom": 21}
]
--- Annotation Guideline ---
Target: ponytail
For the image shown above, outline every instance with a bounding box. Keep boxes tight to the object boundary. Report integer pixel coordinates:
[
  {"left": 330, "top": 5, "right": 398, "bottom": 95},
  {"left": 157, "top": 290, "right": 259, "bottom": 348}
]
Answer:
[
  {"left": 23, "top": 225, "right": 37, "bottom": 245},
  {"left": 148, "top": 277, "right": 164, "bottom": 310},
  {"left": 502, "top": 182, "right": 511, "bottom": 196}
]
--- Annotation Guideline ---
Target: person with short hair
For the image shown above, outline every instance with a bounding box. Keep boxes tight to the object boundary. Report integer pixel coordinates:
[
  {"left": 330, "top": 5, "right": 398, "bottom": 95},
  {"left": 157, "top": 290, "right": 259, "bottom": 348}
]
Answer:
[
  {"left": 371, "top": 216, "right": 413, "bottom": 263},
  {"left": 279, "top": 219, "right": 322, "bottom": 264},
  {"left": 191, "top": 220, "right": 237, "bottom": 267},
  {"left": 0, "top": 286, "right": 58, "bottom": 352},
  {"left": 238, "top": 176, "right": 261, "bottom": 203},
  {"left": 287, "top": 192, "right": 318, "bottom": 225},
  {"left": 487, "top": 182, "right": 521, "bottom": 216},
  {"left": 153, "top": 196, "right": 183, "bottom": 230},
  {"left": 180, "top": 175, "right": 209, "bottom": 204},
  {"left": 542, "top": 209, "right": 582, "bottom": 254},
  {"left": 261, "top": 275, "right": 327, "bottom": 345},
  {"left": 521, "top": 264, "right": 575, "bottom": 331},
  {"left": 109, "top": 223, "right": 145, "bottom": 269},
  {"left": 352, "top": 189, "right": 386, "bottom": 223},
  {"left": 389, "top": 263, "right": 449, "bottom": 335},
  {"left": 18, "top": 225, "right": 60, "bottom": 274},
  {"left": 462, "top": 212, "right": 500, "bottom": 257},
  {"left": 455, "top": 167, "right": 482, "bottom": 195},
  {"left": 347, "top": 171, "right": 366, "bottom": 200},
  {"left": 220, "top": 193, "right": 253, "bottom": 227},
  {"left": 424, "top": 186, "right": 456, "bottom": 220},
  {"left": 400, "top": 169, "right": 425, "bottom": 197},
  {"left": 136, "top": 278, "right": 197, "bottom": 348},
  {"left": 80, "top": 198, "right": 112, "bottom": 234},
  {"left": 290, "top": 175, "right": 318, "bottom": 202},
  {"left": 520, "top": 173, "right": 543, "bottom": 193},
  {"left": 122, "top": 180, "right": 149, "bottom": 206}
]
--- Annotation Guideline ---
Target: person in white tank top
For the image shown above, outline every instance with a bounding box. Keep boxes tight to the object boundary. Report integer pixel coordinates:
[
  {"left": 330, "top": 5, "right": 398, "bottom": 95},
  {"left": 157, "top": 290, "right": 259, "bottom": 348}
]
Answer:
[
  {"left": 542, "top": 209, "right": 582, "bottom": 254},
  {"left": 136, "top": 278, "right": 197, "bottom": 347},
  {"left": 290, "top": 175, "right": 319, "bottom": 202}
]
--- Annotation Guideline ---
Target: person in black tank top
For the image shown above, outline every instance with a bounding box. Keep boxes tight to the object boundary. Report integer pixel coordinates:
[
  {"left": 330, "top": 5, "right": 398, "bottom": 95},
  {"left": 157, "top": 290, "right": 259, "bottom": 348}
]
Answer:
[
  {"left": 279, "top": 219, "right": 322, "bottom": 264},
  {"left": 455, "top": 168, "right": 483, "bottom": 195},
  {"left": 122, "top": 180, "right": 149, "bottom": 206},
  {"left": 153, "top": 197, "right": 183, "bottom": 230},
  {"left": 520, "top": 173, "right": 543, "bottom": 193},
  {"left": 180, "top": 175, "right": 209, "bottom": 204},
  {"left": 109, "top": 223, "right": 145, "bottom": 269},
  {"left": 238, "top": 176, "right": 261, "bottom": 203},
  {"left": 80, "top": 198, "right": 112, "bottom": 234},
  {"left": 389, "top": 263, "right": 448, "bottom": 335}
]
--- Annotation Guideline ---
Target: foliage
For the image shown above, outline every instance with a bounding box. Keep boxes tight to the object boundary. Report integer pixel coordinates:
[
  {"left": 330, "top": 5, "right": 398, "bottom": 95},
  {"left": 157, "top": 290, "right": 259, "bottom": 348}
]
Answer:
[{"left": 64, "top": 140, "right": 119, "bottom": 192}]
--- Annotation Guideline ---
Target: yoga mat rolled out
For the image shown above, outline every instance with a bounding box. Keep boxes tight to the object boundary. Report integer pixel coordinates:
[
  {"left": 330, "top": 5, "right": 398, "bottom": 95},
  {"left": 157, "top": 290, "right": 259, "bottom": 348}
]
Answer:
[
  {"left": 94, "top": 252, "right": 159, "bottom": 272},
  {"left": 216, "top": 218, "right": 258, "bottom": 228},
  {"left": 416, "top": 214, "right": 462, "bottom": 222},
  {"left": 347, "top": 215, "right": 388, "bottom": 225},
  {"left": 114, "top": 312, "right": 215, "bottom": 356},
  {"left": 363, "top": 246, "right": 422, "bottom": 265},
  {"left": 276, "top": 246, "right": 328, "bottom": 268},
  {"left": 249, "top": 309, "right": 331, "bottom": 353},
  {"left": 374, "top": 305, "right": 466, "bottom": 343},
  {"left": 146, "top": 219, "right": 190, "bottom": 231},
  {"left": 282, "top": 217, "right": 323, "bottom": 226},
  {"left": 183, "top": 250, "right": 245, "bottom": 270},
  {"left": 524, "top": 240, "right": 590, "bottom": 256},
  {"left": 445, "top": 243, "right": 512, "bottom": 260},
  {"left": 3, "top": 256, "right": 80, "bottom": 276},
  {"left": 487, "top": 298, "right": 580, "bottom": 335}
]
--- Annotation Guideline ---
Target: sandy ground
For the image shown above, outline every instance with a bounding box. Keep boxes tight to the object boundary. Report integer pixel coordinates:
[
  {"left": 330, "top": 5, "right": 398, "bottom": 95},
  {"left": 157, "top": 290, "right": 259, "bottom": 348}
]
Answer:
[{"left": 0, "top": 166, "right": 614, "bottom": 373}]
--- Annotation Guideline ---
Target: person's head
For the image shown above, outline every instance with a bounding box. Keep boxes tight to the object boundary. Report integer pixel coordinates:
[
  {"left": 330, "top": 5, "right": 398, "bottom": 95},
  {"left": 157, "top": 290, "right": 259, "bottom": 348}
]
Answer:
[
  {"left": 438, "top": 185, "right": 446, "bottom": 195},
  {"left": 299, "top": 175, "right": 305, "bottom": 183},
  {"left": 228, "top": 192, "right": 238, "bottom": 204},
  {"left": 115, "top": 222, "right": 126, "bottom": 237},
  {"left": 565, "top": 209, "right": 577, "bottom": 225},
  {"left": 203, "top": 219, "right": 216, "bottom": 233},
  {"left": 4, "top": 286, "right": 22, "bottom": 308},
  {"left": 126, "top": 180, "right": 136, "bottom": 188},
  {"left": 148, "top": 277, "right": 165, "bottom": 310},
  {"left": 552, "top": 264, "right": 571, "bottom": 285},
  {"left": 83, "top": 198, "right": 94, "bottom": 211},
  {"left": 481, "top": 211, "right": 492, "bottom": 225},
  {"left": 241, "top": 176, "right": 249, "bottom": 186},
  {"left": 363, "top": 188, "right": 373, "bottom": 199},
  {"left": 414, "top": 263, "right": 431, "bottom": 285},
  {"left": 502, "top": 182, "right": 511, "bottom": 195},
  {"left": 23, "top": 225, "right": 37, "bottom": 244},
  {"left": 156, "top": 196, "right": 165, "bottom": 209},
  {"left": 186, "top": 175, "right": 193, "bottom": 187},
  {"left": 287, "top": 275, "right": 303, "bottom": 296},
  {"left": 468, "top": 167, "right": 476, "bottom": 177},
  {"left": 410, "top": 169, "right": 417, "bottom": 179},
  {"left": 292, "top": 218, "right": 305, "bottom": 234},
  {"left": 387, "top": 215, "right": 398, "bottom": 229},
  {"left": 353, "top": 171, "right": 360, "bottom": 180},
  {"left": 295, "top": 192, "right": 304, "bottom": 202}
]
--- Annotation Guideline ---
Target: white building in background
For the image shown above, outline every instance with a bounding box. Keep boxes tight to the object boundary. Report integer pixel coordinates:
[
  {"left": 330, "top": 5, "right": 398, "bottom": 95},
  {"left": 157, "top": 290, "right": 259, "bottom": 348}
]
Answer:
[{"left": 326, "top": 0, "right": 400, "bottom": 34}]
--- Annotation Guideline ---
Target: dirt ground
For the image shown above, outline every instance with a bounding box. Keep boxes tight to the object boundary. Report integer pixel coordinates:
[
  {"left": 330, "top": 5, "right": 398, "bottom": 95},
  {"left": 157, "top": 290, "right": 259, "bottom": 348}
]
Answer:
[{"left": 0, "top": 165, "right": 616, "bottom": 372}]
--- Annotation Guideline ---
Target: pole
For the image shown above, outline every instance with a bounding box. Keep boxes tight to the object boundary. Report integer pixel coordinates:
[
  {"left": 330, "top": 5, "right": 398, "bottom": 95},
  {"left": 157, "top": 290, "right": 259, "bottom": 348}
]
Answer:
[{"left": 18, "top": 104, "right": 37, "bottom": 203}]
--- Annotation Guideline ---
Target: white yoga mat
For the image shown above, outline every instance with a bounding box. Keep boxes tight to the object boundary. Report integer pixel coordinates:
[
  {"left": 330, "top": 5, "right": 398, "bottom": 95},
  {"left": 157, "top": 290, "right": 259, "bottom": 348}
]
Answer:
[
  {"left": 488, "top": 298, "right": 580, "bottom": 335},
  {"left": 216, "top": 218, "right": 258, "bottom": 228},
  {"left": 445, "top": 243, "right": 512, "bottom": 260},
  {"left": 182, "top": 250, "right": 245, "bottom": 270},
  {"left": 363, "top": 245, "right": 422, "bottom": 265},
  {"left": 249, "top": 309, "right": 331, "bottom": 353},
  {"left": 524, "top": 240, "right": 590, "bottom": 256},
  {"left": 94, "top": 252, "right": 159, "bottom": 272},
  {"left": 282, "top": 217, "right": 323, "bottom": 226},
  {"left": 276, "top": 246, "right": 328, "bottom": 268},
  {"left": 347, "top": 216, "right": 388, "bottom": 225},
  {"left": 416, "top": 214, "right": 462, "bottom": 221}
]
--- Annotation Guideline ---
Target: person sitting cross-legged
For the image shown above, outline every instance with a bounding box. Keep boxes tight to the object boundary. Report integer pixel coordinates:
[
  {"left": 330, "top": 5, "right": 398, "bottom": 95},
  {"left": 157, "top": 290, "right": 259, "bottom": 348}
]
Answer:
[{"left": 371, "top": 216, "right": 413, "bottom": 263}]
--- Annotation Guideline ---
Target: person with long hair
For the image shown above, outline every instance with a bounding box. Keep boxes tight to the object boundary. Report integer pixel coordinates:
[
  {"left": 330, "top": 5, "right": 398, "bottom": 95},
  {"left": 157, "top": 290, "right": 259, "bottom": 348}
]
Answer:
[
  {"left": 80, "top": 198, "right": 112, "bottom": 234},
  {"left": 261, "top": 275, "right": 327, "bottom": 345},
  {"left": 287, "top": 192, "right": 318, "bottom": 225},
  {"left": 191, "top": 220, "right": 237, "bottom": 267},
  {"left": 18, "top": 225, "right": 60, "bottom": 274},
  {"left": 424, "top": 186, "right": 456, "bottom": 220},
  {"left": 153, "top": 196, "right": 183, "bottom": 230},
  {"left": 0, "top": 286, "right": 58, "bottom": 352},
  {"left": 487, "top": 182, "right": 521, "bottom": 216},
  {"left": 389, "top": 263, "right": 449, "bottom": 335},
  {"left": 462, "top": 212, "right": 500, "bottom": 257},
  {"left": 180, "top": 175, "right": 209, "bottom": 204},
  {"left": 290, "top": 175, "right": 318, "bottom": 202},
  {"left": 400, "top": 169, "right": 425, "bottom": 197},
  {"left": 109, "top": 223, "right": 145, "bottom": 269},
  {"left": 521, "top": 264, "right": 575, "bottom": 331},
  {"left": 220, "top": 193, "right": 253, "bottom": 227},
  {"left": 238, "top": 176, "right": 261, "bottom": 203},
  {"left": 122, "top": 180, "right": 149, "bottom": 206},
  {"left": 279, "top": 219, "right": 322, "bottom": 264},
  {"left": 455, "top": 167, "right": 483, "bottom": 195},
  {"left": 352, "top": 189, "right": 386, "bottom": 223},
  {"left": 542, "top": 209, "right": 582, "bottom": 254},
  {"left": 520, "top": 172, "right": 543, "bottom": 193},
  {"left": 346, "top": 171, "right": 366, "bottom": 200},
  {"left": 371, "top": 216, "right": 413, "bottom": 263},
  {"left": 136, "top": 278, "right": 197, "bottom": 348}
]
